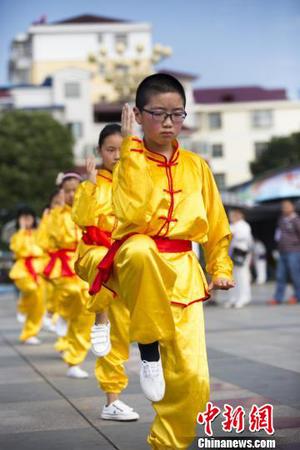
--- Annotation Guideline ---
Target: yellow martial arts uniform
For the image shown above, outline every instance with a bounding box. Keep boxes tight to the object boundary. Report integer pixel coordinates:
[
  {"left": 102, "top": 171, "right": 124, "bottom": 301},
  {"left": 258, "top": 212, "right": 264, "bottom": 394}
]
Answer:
[
  {"left": 9, "top": 229, "right": 45, "bottom": 342},
  {"left": 36, "top": 212, "right": 58, "bottom": 315},
  {"left": 45, "top": 205, "right": 94, "bottom": 365},
  {"left": 72, "top": 169, "right": 130, "bottom": 393},
  {"left": 104, "top": 136, "right": 233, "bottom": 449}
]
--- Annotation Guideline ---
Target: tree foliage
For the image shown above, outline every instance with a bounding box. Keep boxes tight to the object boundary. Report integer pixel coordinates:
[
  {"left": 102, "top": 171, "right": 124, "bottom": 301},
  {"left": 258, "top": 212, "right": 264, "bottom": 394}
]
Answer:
[
  {"left": 250, "top": 132, "right": 300, "bottom": 176},
  {"left": 0, "top": 110, "right": 74, "bottom": 214}
]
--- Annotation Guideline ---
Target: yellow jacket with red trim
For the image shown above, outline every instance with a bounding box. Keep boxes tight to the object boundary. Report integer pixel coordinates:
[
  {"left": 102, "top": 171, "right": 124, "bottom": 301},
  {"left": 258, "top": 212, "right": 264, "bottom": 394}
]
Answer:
[
  {"left": 112, "top": 135, "right": 233, "bottom": 283},
  {"left": 9, "top": 229, "right": 45, "bottom": 280}
]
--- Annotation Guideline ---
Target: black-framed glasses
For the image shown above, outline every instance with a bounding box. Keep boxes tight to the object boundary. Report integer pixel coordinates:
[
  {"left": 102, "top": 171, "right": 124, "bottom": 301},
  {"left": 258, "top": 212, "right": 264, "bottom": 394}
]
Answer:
[{"left": 142, "top": 108, "right": 187, "bottom": 124}]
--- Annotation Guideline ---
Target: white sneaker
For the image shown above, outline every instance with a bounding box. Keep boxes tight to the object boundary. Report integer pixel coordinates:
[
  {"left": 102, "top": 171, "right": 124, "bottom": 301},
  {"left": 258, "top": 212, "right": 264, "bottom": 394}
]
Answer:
[
  {"left": 101, "top": 400, "right": 139, "bottom": 421},
  {"left": 23, "top": 336, "right": 41, "bottom": 345},
  {"left": 17, "top": 313, "right": 26, "bottom": 323},
  {"left": 66, "top": 365, "right": 89, "bottom": 379},
  {"left": 234, "top": 300, "right": 250, "bottom": 309},
  {"left": 91, "top": 322, "right": 111, "bottom": 357},
  {"left": 140, "top": 358, "right": 165, "bottom": 402},
  {"left": 43, "top": 314, "right": 56, "bottom": 333},
  {"left": 56, "top": 316, "right": 68, "bottom": 337}
]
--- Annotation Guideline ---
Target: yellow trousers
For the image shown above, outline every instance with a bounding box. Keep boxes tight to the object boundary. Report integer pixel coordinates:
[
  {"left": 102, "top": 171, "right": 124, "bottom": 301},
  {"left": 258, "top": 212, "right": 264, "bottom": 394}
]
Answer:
[
  {"left": 14, "top": 278, "right": 45, "bottom": 342},
  {"left": 17, "top": 293, "right": 28, "bottom": 316},
  {"left": 54, "top": 336, "right": 69, "bottom": 353},
  {"left": 52, "top": 276, "right": 94, "bottom": 365},
  {"left": 94, "top": 294, "right": 130, "bottom": 394},
  {"left": 53, "top": 276, "right": 83, "bottom": 321},
  {"left": 75, "top": 242, "right": 113, "bottom": 312},
  {"left": 108, "top": 235, "right": 210, "bottom": 450},
  {"left": 63, "top": 305, "right": 94, "bottom": 366},
  {"left": 41, "top": 278, "right": 57, "bottom": 314},
  {"left": 76, "top": 243, "right": 131, "bottom": 393}
]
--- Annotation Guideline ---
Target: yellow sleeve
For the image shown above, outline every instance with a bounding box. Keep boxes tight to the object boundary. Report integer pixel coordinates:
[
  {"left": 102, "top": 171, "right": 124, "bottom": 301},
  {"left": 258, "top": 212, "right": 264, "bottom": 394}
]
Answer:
[
  {"left": 72, "top": 180, "right": 104, "bottom": 228},
  {"left": 36, "top": 213, "right": 51, "bottom": 251},
  {"left": 43, "top": 207, "right": 64, "bottom": 250},
  {"left": 10, "top": 230, "right": 38, "bottom": 258},
  {"left": 200, "top": 160, "right": 233, "bottom": 281},
  {"left": 113, "top": 136, "right": 154, "bottom": 226}
]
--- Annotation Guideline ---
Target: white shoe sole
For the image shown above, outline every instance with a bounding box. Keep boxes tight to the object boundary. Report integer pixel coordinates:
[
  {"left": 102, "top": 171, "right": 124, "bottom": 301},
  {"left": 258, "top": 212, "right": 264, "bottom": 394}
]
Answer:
[{"left": 101, "top": 413, "right": 139, "bottom": 422}]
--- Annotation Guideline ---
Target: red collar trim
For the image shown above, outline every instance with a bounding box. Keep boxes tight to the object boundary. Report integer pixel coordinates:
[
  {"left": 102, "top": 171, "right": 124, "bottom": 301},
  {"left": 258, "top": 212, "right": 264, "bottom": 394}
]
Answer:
[
  {"left": 143, "top": 139, "right": 179, "bottom": 165},
  {"left": 97, "top": 169, "right": 112, "bottom": 183}
]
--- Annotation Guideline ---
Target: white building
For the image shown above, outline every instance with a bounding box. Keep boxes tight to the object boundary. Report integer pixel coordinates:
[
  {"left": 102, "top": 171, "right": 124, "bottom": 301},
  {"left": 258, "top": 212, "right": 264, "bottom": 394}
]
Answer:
[
  {"left": 8, "top": 14, "right": 170, "bottom": 104},
  {"left": 4, "top": 15, "right": 300, "bottom": 186},
  {"left": 192, "top": 87, "right": 300, "bottom": 187}
]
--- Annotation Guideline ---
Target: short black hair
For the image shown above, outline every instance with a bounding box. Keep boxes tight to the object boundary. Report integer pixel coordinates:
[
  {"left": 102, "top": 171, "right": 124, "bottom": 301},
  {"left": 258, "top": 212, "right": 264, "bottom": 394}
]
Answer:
[
  {"left": 135, "top": 73, "right": 186, "bottom": 111},
  {"left": 98, "top": 123, "right": 121, "bottom": 147},
  {"left": 16, "top": 206, "right": 37, "bottom": 230}
]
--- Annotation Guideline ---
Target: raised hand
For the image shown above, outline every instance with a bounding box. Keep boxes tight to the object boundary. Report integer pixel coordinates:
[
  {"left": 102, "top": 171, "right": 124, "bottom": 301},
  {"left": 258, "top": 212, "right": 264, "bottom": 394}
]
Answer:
[
  {"left": 86, "top": 156, "right": 97, "bottom": 184},
  {"left": 121, "top": 103, "right": 135, "bottom": 137}
]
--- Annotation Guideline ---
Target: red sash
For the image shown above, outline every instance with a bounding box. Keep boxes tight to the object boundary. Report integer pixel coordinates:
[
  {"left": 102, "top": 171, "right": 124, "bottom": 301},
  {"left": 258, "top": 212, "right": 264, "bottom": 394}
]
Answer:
[
  {"left": 82, "top": 226, "right": 112, "bottom": 248},
  {"left": 24, "top": 257, "right": 38, "bottom": 282},
  {"left": 89, "top": 235, "right": 192, "bottom": 295},
  {"left": 43, "top": 249, "right": 75, "bottom": 278}
]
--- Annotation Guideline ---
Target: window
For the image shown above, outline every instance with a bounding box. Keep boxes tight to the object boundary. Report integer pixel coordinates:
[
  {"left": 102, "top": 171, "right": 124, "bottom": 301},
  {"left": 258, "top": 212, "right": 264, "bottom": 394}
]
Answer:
[
  {"left": 251, "top": 110, "right": 273, "bottom": 128},
  {"left": 64, "top": 82, "right": 80, "bottom": 98},
  {"left": 97, "top": 33, "right": 103, "bottom": 43},
  {"left": 115, "top": 33, "right": 128, "bottom": 46},
  {"left": 212, "top": 144, "right": 224, "bottom": 158},
  {"left": 208, "top": 112, "right": 222, "bottom": 129},
  {"left": 98, "top": 63, "right": 105, "bottom": 75},
  {"left": 254, "top": 142, "right": 268, "bottom": 159},
  {"left": 115, "top": 64, "right": 129, "bottom": 74},
  {"left": 68, "top": 122, "right": 83, "bottom": 139},
  {"left": 214, "top": 173, "right": 226, "bottom": 190}
]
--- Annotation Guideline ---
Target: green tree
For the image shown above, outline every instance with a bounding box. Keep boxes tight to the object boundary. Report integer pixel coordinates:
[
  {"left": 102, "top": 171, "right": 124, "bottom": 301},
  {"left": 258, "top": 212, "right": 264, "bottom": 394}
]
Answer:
[
  {"left": 0, "top": 110, "right": 74, "bottom": 214},
  {"left": 250, "top": 132, "right": 300, "bottom": 176}
]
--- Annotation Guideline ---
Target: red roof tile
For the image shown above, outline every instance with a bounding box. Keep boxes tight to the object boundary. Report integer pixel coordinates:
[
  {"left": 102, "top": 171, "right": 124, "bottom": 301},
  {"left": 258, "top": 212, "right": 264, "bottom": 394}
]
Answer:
[
  {"left": 194, "top": 86, "right": 287, "bottom": 104},
  {"left": 53, "top": 14, "right": 128, "bottom": 25}
]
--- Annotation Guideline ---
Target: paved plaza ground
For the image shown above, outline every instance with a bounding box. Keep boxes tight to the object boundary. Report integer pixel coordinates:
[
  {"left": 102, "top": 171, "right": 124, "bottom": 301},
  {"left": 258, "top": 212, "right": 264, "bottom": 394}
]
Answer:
[{"left": 0, "top": 282, "right": 299, "bottom": 450}]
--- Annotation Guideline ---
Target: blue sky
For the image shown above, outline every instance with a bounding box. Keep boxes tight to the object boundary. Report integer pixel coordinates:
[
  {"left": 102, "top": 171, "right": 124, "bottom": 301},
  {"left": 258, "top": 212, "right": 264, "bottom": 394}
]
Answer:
[{"left": 1, "top": 0, "right": 299, "bottom": 97}]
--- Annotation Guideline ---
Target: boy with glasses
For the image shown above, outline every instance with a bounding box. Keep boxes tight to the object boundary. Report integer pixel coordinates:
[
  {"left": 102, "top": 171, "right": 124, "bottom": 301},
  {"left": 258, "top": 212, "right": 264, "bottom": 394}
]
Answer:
[{"left": 91, "top": 73, "right": 234, "bottom": 449}]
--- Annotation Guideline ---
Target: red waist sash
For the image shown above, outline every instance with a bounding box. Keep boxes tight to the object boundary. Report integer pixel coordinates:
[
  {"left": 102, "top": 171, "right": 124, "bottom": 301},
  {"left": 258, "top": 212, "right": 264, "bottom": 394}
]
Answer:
[
  {"left": 24, "top": 256, "right": 38, "bottom": 282},
  {"left": 89, "top": 234, "right": 192, "bottom": 295},
  {"left": 43, "top": 248, "right": 75, "bottom": 278},
  {"left": 82, "top": 226, "right": 112, "bottom": 248}
]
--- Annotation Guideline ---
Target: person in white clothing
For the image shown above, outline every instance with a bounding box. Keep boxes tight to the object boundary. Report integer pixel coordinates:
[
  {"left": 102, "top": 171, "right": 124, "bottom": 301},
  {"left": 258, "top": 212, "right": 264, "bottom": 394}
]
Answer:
[
  {"left": 226, "top": 209, "right": 253, "bottom": 308},
  {"left": 253, "top": 239, "right": 267, "bottom": 284}
]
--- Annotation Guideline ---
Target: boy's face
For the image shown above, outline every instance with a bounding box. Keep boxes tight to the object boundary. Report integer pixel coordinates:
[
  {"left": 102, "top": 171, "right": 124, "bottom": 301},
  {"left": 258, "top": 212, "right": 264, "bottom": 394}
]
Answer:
[
  {"left": 63, "top": 178, "right": 80, "bottom": 206},
  {"left": 134, "top": 92, "right": 185, "bottom": 147}
]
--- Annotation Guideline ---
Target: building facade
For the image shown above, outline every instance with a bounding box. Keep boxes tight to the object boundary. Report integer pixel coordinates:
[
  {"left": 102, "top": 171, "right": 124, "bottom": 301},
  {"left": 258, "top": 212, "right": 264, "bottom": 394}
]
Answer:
[{"left": 4, "top": 15, "right": 300, "bottom": 187}]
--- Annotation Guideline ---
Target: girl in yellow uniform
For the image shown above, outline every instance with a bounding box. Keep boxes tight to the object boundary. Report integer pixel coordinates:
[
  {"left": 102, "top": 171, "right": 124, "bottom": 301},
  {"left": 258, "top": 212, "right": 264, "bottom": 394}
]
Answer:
[
  {"left": 72, "top": 124, "right": 139, "bottom": 421},
  {"left": 45, "top": 172, "right": 94, "bottom": 379},
  {"left": 91, "top": 74, "right": 235, "bottom": 449},
  {"left": 36, "top": 189, "right": 65, "bottom": 332},
  {"left": 9, "top": 207, "right": 45, "bottom": 344}
]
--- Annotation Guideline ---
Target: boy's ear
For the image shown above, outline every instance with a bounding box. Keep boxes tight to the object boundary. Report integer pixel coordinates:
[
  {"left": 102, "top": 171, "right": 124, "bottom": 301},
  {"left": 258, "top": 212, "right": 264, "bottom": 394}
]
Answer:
[{"left": 133, "top": 106, "right": 142, "bottom": 125}]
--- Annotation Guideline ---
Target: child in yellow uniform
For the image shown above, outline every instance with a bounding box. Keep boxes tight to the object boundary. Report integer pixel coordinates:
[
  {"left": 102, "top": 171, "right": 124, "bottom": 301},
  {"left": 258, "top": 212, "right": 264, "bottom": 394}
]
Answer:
[
  {"left": 91, "top": 74, "right": 235, "bottom": 449},
  {"left": 9, "top": 207, "right": 45, "bottom": 344},
  {"left": 45, "top": 172, "right": 94, "bottom": 378},
  {"left": 36, "top": 189, "right": 65, "bottom": 332},
  {"left": 72, "top": 124, "right": 139, "bottom": 420}
]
